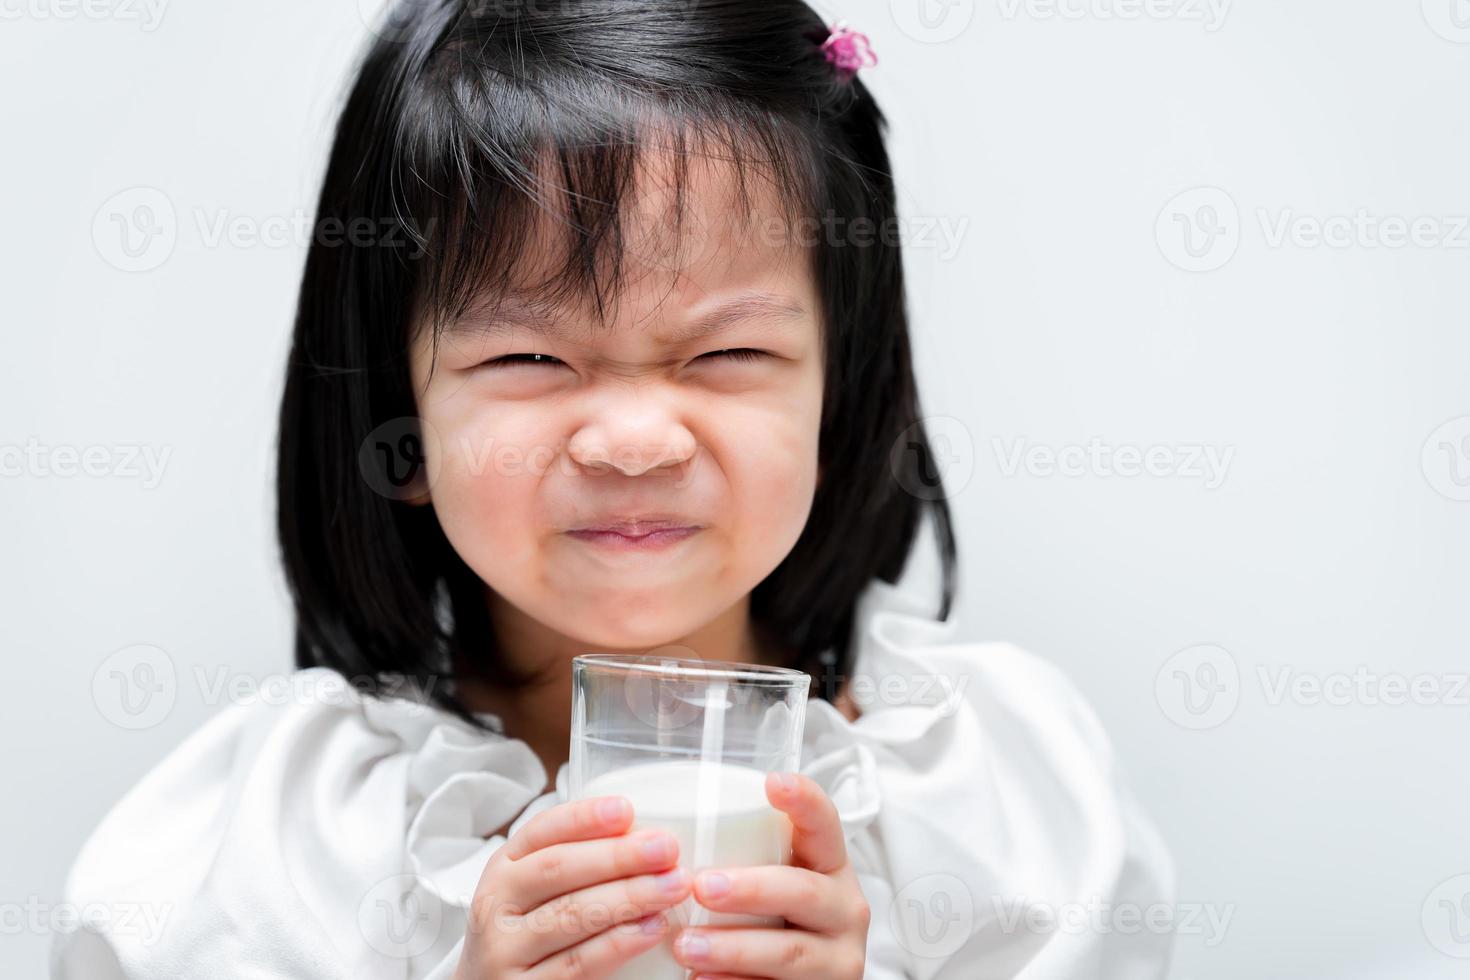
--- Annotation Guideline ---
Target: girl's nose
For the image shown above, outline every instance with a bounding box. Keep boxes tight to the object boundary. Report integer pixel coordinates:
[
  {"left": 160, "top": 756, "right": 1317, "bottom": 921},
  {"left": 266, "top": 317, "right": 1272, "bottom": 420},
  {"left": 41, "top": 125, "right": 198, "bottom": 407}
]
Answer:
[{"left": 565, "top": 397, "right": 698, "bottom": 477}]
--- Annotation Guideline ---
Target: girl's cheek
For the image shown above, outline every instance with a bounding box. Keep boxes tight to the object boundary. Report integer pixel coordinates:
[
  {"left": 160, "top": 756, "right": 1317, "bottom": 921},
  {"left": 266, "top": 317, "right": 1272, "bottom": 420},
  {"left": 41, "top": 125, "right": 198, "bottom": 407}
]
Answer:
[
  {"left": 718, "top": 403, "right": 820, "bottom": 530},
  {"left": 431, "top": 414, "right": 550, "bottom": 567},
  {"left": 437, "top": 403, "right": 559, "bottom": 483}
]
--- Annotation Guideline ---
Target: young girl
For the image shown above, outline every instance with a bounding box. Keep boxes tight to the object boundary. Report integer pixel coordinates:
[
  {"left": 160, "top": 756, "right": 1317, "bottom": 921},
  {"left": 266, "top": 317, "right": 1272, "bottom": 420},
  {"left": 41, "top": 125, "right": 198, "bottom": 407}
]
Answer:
[{"left": 54, "top": 2, "right": 1174, "bottom": 978}]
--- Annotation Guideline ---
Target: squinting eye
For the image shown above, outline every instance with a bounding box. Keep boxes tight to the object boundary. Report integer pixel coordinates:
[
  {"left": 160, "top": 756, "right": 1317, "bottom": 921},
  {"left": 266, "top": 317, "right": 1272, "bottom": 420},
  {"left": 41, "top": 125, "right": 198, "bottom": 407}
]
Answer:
[
  {"left": 699, "top": 348, "right": 768, "bottom": 363},
  {"left": 483, "top": 353, "right": 566, "bottom": 369}
]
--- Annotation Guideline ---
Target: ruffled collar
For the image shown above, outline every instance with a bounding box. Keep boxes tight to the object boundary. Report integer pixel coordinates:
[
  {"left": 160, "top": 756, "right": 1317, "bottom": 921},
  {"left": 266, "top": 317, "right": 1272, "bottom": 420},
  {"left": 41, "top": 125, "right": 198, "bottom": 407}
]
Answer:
[{"left": 357, "top": 576, "right": 960, "bottom": 907}]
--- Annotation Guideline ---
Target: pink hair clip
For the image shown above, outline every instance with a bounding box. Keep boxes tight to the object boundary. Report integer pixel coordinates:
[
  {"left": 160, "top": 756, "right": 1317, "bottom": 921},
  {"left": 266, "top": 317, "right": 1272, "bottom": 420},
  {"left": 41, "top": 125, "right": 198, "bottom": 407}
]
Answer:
[{"left": 820, "top": 20, "right": 878, "bottom": 81}]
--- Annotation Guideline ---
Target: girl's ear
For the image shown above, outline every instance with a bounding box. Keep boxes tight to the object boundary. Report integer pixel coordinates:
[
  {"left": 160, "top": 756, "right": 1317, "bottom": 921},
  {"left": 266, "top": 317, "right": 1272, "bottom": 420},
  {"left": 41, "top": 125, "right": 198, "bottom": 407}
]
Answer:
[{"left": 360, "top": 416, "right": 437, "bottom": 506}]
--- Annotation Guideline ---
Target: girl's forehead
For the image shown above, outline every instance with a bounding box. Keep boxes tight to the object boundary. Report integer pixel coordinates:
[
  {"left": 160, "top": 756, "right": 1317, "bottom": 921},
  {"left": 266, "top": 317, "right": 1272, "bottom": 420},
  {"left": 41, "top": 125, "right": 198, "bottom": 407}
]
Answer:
[{"left": 474, "top": 152, "right": 816, "bottom": 336}]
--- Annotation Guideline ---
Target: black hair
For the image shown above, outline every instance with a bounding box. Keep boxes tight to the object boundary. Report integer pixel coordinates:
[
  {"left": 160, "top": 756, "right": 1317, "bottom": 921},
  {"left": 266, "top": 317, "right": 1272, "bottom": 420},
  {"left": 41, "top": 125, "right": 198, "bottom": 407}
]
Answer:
[{"left": 276, "top": 0, "right": 960, "bottom": 730}]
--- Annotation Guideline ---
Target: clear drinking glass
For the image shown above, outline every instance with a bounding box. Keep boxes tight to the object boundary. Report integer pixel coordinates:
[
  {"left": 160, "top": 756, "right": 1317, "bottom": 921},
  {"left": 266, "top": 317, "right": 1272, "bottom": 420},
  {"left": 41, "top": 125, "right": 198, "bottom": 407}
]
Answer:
[{"left": 569, "top": 653, "right": 812, "bottom": 980}]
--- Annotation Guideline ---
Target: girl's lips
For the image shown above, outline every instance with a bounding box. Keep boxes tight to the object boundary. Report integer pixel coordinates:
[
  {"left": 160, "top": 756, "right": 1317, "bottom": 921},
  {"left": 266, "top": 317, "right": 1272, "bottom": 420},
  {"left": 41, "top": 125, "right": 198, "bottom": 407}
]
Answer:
[{"left": 565, "top": 526, "right": 702, "bottom": 551}]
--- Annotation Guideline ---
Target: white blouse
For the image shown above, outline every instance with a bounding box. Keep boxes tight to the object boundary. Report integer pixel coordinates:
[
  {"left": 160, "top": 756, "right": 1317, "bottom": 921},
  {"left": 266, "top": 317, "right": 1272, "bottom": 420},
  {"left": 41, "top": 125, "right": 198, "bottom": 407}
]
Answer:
[{"left": 51, "top": 579, "right": 1176, "bottom": 979}]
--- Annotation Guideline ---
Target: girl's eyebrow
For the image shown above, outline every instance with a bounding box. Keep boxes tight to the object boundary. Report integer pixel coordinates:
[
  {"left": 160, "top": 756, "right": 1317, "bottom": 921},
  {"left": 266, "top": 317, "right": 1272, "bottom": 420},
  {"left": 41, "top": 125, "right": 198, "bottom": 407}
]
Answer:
[
  {"left": 448, "top": 292, "right": 808, "bottom": 345},
  {"left": 678, "top": 293, "right": 809, "bottom": 342}
]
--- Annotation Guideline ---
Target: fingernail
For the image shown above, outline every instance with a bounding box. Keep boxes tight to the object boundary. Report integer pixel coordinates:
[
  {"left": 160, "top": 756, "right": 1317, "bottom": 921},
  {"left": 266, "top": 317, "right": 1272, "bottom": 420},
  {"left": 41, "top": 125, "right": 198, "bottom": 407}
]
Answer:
[
  {"left": 641, "top": 913, "right": 665, "bottom": 935},
  {"left": 599, "top": 797, "right": 628, "bottom": 822},
  {"left": 698, "top": 871, "right": 730, "bottom": 898},
  {"left": 656, "top": 868, "right": 687, "bottom": 893},
  {"left": 773, "top": 771, "right": 796, "bottom": 792},
  {"left": 677, "top": 931, "right": 710, "bottom": 958},
  {"left": 641, "top": 834, "right": 672, "bottom": 862}
]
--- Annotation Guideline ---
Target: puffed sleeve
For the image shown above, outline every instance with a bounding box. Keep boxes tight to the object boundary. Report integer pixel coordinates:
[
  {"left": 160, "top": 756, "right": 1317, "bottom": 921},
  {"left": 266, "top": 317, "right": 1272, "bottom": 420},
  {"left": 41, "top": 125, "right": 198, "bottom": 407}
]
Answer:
[
  {"left": 50, "top": 668, "right": 549, "bottom": 980},
  {"left": 907, "top": 641, "right": 1178, "bottom": 980},
  {"left": 796, "top": 580, "right": 1177, "bottom": 980}
]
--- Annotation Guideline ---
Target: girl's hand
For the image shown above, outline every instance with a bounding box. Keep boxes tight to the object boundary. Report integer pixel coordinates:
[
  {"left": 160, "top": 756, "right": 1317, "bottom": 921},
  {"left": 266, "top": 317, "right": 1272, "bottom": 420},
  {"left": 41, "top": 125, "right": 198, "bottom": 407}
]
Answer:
[
  {"left": 453, "top": 794, "right": 692, "bottom": 979},
  {"left": 671, "top": 771, "right": 871, "bottom": 980}
]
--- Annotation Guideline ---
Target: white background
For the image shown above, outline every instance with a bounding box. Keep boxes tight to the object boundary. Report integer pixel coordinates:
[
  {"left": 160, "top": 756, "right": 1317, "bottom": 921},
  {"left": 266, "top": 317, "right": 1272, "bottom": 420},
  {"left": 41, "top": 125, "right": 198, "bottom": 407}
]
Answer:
[{"left": 2, "top": 1, "right": 1467, "bottom": 977}]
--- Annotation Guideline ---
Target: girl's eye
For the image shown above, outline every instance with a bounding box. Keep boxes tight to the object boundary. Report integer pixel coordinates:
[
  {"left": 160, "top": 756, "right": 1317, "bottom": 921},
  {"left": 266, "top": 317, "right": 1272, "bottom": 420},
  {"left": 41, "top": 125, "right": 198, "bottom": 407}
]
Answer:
[
  {"left": 699, "top": 348, "right": 768, "bottom": 364},
  {"left": 479, "top": 349, "right": 768, "bottom": 369},
  {"left": 482, "top": 353, "right": 565, "bottom": 369}
]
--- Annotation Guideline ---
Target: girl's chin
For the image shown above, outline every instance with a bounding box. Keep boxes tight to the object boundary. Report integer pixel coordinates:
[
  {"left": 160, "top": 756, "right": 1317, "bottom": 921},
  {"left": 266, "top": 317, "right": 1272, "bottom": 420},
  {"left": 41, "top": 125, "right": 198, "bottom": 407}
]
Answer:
[{"left": 547, "top": 598, "right": 715, "bottom": 651}]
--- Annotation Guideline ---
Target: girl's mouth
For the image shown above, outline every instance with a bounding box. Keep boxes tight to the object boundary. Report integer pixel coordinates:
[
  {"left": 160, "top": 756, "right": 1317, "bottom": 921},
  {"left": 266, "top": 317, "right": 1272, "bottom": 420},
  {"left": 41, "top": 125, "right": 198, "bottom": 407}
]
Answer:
[{"left": 564, "top": 526, "right": 702, "bottom": 551}]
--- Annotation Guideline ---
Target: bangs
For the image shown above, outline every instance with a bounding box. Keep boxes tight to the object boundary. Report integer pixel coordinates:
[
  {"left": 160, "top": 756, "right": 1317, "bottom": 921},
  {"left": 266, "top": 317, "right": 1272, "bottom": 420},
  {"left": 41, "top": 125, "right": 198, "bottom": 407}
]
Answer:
[{"left": 389, "top": 48, "right": 825, "bottom": 349}]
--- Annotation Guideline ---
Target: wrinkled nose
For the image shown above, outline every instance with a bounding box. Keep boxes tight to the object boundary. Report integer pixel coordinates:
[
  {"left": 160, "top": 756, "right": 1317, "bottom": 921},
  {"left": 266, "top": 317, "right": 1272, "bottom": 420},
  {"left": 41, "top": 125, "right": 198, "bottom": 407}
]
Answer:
[{"left": 566, "top": 395, "right": 697, "bottom": 477}]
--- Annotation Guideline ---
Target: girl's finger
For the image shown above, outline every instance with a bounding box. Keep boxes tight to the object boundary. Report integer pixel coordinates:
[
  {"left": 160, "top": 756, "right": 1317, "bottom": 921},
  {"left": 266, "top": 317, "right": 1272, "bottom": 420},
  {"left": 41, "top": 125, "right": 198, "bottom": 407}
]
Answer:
[
  {"left": 672, "top": 925, "right": 862, "bottom": 980},
  {"left": 514, "top": 864, "right": 693, "bottom": 965},
  {"left": 504, "top": 825, "right": 680, "bottom": 912},
  {"left": 498, "top": 795, "right": 633, "bottom": 861},
  {"left": 764, "top": 771, "right": 848, "bottom": 874},
  {"left": 522, "top": 909, "right": 672, "bottom": 980},
  {"left": 691, "top": 863, "right": 853, "bottom": 934}
]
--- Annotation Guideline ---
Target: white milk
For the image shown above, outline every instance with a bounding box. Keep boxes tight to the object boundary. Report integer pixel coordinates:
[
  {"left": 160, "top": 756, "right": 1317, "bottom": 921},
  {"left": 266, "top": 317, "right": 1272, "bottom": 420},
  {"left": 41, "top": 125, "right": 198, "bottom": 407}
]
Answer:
[{"left": 581, "top": 759, "right": 794, "bottom": 980}]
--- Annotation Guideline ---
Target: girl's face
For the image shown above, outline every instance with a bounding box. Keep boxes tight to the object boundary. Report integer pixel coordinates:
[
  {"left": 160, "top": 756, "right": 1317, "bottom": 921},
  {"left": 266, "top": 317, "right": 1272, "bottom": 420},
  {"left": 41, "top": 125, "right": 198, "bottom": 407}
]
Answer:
[{"left": 407, "top": 155, "right": 824, "bottom": 652}]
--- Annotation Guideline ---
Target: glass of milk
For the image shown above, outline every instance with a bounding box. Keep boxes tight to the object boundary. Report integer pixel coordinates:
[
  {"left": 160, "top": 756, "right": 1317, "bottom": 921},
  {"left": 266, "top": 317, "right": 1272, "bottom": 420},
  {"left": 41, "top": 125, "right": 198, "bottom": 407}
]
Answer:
[{"left": 569, "top": 653, "right": 811, "bottom": 980}]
